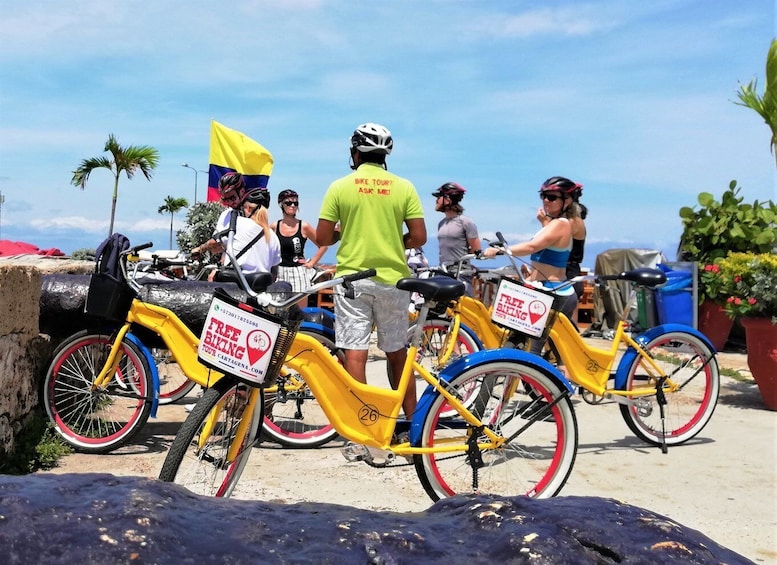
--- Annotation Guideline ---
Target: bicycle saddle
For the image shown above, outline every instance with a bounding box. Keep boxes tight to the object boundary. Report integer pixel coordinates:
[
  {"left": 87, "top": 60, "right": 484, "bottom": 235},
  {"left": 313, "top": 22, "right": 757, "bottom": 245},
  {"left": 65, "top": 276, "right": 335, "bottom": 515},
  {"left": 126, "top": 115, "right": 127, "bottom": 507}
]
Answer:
[
  {"left": 215, "top": 269, "right": 274, "bottom": 293},
  {"left": 397, "top": 276, "right": 466, "bottom": 302}
]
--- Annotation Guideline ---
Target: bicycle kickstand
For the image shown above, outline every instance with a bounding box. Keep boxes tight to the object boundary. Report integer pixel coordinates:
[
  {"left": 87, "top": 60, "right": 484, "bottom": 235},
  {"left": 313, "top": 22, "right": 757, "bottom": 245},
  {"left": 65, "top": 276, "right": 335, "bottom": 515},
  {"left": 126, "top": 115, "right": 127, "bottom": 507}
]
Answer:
[{"left": 656, "top": 378, "right": 669, "bottom": 455}]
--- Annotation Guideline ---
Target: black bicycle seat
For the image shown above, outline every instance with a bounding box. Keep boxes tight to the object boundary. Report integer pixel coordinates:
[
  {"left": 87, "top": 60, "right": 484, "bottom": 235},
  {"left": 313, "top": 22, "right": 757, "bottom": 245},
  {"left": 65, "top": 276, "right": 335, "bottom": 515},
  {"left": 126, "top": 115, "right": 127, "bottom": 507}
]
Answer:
[
  {"left": 397, "top": 276, "right": 466, "bottom": 302},
  {"left": 215, "top": 269, "right": 274, "bottom": 293}
]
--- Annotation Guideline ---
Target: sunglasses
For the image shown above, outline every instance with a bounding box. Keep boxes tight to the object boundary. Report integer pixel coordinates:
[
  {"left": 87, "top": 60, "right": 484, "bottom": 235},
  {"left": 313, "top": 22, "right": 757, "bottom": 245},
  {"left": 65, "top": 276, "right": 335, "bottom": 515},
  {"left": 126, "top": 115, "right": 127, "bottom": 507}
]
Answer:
[
  {"left": 541, "top": 193, "right": 564, "bottom": 202},
  {"left": 221, "top": 192, "right": 239, "bottom": 203},
  {"left": 283, "top": 201, "right": 299, "bottom": 207}
]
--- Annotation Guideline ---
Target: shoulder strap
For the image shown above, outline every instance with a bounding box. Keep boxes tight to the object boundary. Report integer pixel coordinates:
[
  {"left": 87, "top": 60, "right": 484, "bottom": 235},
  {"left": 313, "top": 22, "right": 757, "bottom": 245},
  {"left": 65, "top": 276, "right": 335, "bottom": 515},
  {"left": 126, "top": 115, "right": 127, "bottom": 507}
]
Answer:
[{"left": 235, "top": 230, "right": 264, "bottom": 261}]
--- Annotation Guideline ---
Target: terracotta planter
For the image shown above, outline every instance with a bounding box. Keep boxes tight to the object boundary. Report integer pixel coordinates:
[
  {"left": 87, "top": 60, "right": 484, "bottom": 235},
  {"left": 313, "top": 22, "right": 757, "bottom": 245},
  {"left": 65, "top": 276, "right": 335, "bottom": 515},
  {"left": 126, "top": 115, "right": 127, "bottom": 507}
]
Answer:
[
  {"left": 698, "top": 301, "right": 734, "bottom": 351},
  {"left": 741, "top": 317, "right": 777, "bottom": 411}
]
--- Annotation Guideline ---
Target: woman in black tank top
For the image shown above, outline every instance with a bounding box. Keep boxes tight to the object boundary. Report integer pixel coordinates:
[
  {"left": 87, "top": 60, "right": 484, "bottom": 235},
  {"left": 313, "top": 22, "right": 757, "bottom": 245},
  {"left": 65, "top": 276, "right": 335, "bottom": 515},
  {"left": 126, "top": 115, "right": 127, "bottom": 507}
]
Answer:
[{"left": 271, "top": 189, "right": 329, "bottom": 292}]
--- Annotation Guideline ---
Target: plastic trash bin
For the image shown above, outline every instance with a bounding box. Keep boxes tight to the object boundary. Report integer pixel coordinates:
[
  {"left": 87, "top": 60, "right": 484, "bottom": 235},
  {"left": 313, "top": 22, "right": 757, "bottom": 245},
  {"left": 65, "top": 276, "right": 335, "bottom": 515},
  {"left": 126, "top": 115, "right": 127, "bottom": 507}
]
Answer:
[{"left": 655, "top": 268, "right": 694, "bottom": 326}]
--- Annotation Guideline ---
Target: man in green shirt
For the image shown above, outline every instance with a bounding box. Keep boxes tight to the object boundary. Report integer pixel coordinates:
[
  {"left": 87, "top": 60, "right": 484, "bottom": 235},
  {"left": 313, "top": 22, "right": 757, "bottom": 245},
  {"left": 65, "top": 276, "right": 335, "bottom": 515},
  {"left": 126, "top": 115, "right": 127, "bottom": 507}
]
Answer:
[{"left": 317, "top": 123, "right": 426, "bottom": 417}]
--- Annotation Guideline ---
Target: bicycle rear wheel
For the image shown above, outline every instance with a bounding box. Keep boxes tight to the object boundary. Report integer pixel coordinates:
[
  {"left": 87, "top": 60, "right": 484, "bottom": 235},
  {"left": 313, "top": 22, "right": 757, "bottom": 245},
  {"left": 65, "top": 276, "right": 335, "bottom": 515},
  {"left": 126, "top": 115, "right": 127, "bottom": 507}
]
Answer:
[
  {"left": 152, "top": 348, "right": 197, "bottom": 405},
  {"left": 412, "top": 317, "right": 481, "bottom": 370},
  {"left": 260, "top": 330, "right": 341, "bottom": 448},
  {"left": 619, "top": 330, "right": 719, "bottom": 446},
  {"left": 158, "top": 376, "right": 263, "bottom": 497},
  {"left": 415, "top": 360, "right": 578, "bottom": 500},
  {"left": 42, "top": 330, "right": 153, "bottom": 454}
]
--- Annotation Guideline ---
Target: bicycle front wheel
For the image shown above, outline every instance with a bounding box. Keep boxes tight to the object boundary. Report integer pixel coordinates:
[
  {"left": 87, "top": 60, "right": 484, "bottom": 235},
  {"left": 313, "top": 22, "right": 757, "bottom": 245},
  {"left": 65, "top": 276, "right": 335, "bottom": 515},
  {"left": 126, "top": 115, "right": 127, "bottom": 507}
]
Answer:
[
  {"left": 260, "top": 330, "right": 341, "bottom": 448},
  {"left": 158, "top": 376, "right": 263, "bottom": 497},
  {"left": 619, "top": 330, "right": 719, "bottom": 446},
  {"left": 415, "top": 361, "right": 578, "bottom": 501},
  {"left": 42, "top": 330, "right": 153, "bottom": 453}
]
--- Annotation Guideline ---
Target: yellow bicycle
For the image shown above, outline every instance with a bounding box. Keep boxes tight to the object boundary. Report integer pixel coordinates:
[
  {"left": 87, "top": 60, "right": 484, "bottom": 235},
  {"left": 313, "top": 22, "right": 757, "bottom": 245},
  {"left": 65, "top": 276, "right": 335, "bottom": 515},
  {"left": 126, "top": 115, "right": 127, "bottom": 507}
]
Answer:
[
  {"left": 415, "top": 237, "right": 720, "bottom": 453},
  {"left": 159, "top": 247, "right": 581, "bottom": 500}
]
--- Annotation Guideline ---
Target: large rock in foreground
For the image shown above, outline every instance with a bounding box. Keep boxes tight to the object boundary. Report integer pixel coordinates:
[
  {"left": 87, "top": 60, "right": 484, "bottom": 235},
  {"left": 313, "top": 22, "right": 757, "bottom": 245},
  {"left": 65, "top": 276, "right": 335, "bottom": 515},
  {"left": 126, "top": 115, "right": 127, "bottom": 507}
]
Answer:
[{"left": 0, "top": 474, "right": 751, "bottom": 564}]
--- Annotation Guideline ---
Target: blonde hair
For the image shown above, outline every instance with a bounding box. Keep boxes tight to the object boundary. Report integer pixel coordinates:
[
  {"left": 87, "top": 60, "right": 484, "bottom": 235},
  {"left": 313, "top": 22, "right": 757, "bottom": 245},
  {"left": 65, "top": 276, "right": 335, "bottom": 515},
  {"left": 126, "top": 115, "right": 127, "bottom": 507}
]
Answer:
[{"left": 243, "top": 203, "right": 272, "bottom": 243}]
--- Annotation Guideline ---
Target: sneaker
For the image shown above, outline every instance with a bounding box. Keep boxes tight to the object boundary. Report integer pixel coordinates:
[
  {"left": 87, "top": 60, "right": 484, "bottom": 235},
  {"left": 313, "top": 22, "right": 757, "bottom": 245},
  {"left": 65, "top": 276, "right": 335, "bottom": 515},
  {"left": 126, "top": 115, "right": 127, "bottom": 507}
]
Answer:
[{"left": 184, "top": 403, "right": 196, "bottom": 413}]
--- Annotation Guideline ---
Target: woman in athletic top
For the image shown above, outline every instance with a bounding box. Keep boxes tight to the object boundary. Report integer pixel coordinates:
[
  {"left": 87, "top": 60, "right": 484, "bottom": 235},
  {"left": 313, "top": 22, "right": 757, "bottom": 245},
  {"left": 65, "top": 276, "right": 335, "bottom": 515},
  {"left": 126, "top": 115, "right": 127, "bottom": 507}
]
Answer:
[
  {"left": 271, "top": 189, "right": 329, "bottom": 291},
  {"left": 483, "top": 176, "right": 582, "bottom": 330}
]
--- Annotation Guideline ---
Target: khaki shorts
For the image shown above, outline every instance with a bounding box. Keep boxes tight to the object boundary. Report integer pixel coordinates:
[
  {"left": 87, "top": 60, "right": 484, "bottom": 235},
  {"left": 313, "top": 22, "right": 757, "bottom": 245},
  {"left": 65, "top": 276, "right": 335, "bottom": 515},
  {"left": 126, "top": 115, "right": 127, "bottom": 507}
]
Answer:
[{"left": 334, "top": 279, "right": 410, "bottom": 352}]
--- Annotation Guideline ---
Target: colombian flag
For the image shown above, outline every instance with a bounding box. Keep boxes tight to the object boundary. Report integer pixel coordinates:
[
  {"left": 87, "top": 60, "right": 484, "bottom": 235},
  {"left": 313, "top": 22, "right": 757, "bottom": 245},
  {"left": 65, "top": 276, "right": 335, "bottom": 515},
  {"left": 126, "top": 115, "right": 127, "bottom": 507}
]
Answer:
[{"left": 207, "top": 121, "right": 274, "bottom": 202}]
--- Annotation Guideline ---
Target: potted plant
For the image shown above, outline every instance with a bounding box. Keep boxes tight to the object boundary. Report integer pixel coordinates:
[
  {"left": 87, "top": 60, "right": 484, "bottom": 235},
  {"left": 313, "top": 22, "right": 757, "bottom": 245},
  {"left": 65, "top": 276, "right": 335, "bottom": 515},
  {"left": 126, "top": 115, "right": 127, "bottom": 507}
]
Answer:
[
  {"left": 678, "top": 181, "right": 777, "bottom": 348},
  {"left": 718, "top": 252, "right": 777, "bottom": 410}
]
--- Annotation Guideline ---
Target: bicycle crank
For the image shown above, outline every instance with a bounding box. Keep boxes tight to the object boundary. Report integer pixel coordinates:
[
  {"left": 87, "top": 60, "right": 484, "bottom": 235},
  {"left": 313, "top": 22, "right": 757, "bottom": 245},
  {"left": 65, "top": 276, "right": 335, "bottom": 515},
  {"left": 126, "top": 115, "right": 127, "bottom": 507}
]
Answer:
[{"left": 340, "top": 442, "right": 397, "bottom": 467}]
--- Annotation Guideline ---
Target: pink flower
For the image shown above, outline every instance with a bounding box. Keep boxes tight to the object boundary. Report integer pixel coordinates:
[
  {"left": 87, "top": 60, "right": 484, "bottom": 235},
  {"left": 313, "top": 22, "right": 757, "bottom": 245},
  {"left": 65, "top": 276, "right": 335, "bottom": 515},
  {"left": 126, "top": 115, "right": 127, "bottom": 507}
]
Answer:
[{"left": 748, "top": 297, "right": 757, "bottom": 305}]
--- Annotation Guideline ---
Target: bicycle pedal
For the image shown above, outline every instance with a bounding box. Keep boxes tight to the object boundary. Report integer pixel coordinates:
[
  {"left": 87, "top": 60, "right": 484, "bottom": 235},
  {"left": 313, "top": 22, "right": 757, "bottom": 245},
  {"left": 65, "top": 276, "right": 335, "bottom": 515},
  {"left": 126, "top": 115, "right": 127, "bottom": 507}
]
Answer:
[{"left": 341, "top": 442, "right": 372, "bottom": 463}]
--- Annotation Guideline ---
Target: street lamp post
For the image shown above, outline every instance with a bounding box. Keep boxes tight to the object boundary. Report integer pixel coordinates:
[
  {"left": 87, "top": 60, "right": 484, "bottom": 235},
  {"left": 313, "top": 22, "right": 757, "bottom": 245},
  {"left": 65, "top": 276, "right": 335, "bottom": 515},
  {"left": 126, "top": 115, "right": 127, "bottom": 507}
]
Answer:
[{"left": 181, "top": 163, "right": 207, "bottom": 204}]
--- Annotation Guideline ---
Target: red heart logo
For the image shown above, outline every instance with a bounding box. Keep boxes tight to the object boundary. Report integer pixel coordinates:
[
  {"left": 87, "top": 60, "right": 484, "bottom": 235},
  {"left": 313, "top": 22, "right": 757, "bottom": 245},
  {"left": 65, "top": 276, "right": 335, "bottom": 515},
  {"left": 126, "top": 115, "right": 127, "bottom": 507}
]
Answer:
[
  {"left": 246, "top": 329, "right": 272, "bottom": 365},
  {"left": 528, "top": 300, "right": 548, "bottom": 325}
]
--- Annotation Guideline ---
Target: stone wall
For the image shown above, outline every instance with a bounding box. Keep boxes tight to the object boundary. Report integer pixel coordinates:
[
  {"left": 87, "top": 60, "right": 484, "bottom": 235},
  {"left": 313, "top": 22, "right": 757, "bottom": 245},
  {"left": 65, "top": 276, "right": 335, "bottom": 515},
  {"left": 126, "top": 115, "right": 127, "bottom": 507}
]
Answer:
[
  {"left": 0, "top": 257, "right": 93, "bottom": 457},
  {"left": 0, "top": 265, "right": 47, "bottom": 456}
]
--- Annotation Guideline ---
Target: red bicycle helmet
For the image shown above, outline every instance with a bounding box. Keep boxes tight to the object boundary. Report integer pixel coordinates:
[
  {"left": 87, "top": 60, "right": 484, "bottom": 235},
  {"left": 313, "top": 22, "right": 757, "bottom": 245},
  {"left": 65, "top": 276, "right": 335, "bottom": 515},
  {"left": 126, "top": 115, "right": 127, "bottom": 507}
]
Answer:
[
  {"left": 540, "top": 176, "right": 583, "bottom": 200},
  {"left": 218, "top": 172, "right": 246, "bottom": 197}
]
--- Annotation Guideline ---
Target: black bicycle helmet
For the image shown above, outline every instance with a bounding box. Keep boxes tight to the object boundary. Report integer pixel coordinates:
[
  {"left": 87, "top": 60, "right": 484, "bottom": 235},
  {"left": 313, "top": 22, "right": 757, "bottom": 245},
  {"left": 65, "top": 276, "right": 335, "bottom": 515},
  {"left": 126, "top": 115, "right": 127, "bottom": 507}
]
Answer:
[
  {"left": 540, "top": 176, "right": 583, "bottom": 200},
  {"left": 432, "top": 182, "right": 466, "bottom": 202},
  {"left": 277, "top": 189, "right": 299, "bottom": 203},
  {"left": 218, "top": 172, "right": 246, "bottom": 197},
  {"left": 350, "top": 123, "right": 393, "bottom": 155},
  {"left": 242, "top": 188, "right": 270, "bottom": 209}
]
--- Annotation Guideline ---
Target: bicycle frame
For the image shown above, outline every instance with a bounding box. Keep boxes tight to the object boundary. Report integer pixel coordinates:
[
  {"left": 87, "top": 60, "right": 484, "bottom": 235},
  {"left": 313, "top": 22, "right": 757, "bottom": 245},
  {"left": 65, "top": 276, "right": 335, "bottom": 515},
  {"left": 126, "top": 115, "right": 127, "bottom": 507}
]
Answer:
[
  {"left": 92, "top": 298, "right": 337, "bottom": 415},
  {"left": 446, "top": 276, "right": 714, "bottom": 405},
  {"left": 280, "top": 305, "right": 576, "bottom": 456}
]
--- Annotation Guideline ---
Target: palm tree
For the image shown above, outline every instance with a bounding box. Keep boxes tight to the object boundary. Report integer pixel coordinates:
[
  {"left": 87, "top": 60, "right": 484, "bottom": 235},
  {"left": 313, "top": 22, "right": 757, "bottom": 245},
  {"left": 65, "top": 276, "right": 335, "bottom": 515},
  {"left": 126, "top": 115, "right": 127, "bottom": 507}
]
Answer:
[
  {"left": 158, "top": 196, "right": 189, "bottom": 248},
  {"left": 71, "top": 133, "right": 160, "bottom": 237},
  {"left": 735, "top": 38, "right": 777, "bottom": 169}
]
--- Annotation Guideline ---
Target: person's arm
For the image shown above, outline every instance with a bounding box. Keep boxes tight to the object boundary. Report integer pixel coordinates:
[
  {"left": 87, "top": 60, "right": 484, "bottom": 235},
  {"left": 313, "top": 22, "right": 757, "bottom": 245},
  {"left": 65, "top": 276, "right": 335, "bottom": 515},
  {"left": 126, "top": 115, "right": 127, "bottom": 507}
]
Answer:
[
  {"left": 467, "top": 236, "right": 482, "bottom": 253},
  {"left": 316, "top": 219, "right": 340, "bottom": 246},
  {"left": 537, "top": 207, "right": 551, "bottom": 227},
  {"left": 301, "top": 221, "right": 328, "bottom": 268},
  {"left": 192, "top": 237, "right": 223, "bottom": 256},
  {"left": 403, "top": 218, "right": 427, "bottom": 249},
  {"left": 483, "top": 219, "right": 567, "bottom": 258}
]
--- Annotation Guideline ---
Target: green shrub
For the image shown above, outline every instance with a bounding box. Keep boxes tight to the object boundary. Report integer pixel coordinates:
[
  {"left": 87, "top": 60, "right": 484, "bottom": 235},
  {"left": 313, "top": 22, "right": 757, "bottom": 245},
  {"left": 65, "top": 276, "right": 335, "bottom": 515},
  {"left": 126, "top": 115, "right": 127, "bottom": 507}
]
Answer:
[{"left": 0, "top": 411, "right": 71, "bottom": 474}]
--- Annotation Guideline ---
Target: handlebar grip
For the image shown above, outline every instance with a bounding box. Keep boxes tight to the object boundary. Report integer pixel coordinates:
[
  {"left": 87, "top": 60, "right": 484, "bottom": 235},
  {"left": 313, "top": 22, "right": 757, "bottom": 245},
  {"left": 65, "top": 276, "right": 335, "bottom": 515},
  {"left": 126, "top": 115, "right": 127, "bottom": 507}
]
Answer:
[
  {"left": 495, "top": 231, "right": 508, "bottom": 245},
  {"left": 229, "top": 209, "right": 239, "bottom": 233},
  {"left": 130, "top": 242, "right": 153, "bottom": 254},
  {"left": 343, "top": 269, "right": 376, "bottom": 282}
]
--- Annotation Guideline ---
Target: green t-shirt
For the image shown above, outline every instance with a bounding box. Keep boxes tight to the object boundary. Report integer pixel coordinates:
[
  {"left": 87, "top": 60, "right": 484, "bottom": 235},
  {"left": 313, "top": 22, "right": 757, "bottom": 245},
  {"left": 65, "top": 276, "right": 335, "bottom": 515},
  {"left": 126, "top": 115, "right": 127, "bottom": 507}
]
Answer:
[{"left": 319, "top": 163, "right": 424, "bottom": 285}]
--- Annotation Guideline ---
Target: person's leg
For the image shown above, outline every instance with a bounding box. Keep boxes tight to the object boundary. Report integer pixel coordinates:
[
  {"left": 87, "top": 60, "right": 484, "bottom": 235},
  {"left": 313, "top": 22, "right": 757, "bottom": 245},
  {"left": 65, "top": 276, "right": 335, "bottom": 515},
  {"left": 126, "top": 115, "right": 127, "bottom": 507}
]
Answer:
[
  {"left": 343, "top": 349, "right": 369, "bottom": 384},
  {"left": 334, "top": 281, "right": 374, "bottom": 384},
  {"left": 385, "top": 348, "right": 415, "bottom": 416},
  {"left": 373, "top": 282, "right": 414, "bottom": 416}
]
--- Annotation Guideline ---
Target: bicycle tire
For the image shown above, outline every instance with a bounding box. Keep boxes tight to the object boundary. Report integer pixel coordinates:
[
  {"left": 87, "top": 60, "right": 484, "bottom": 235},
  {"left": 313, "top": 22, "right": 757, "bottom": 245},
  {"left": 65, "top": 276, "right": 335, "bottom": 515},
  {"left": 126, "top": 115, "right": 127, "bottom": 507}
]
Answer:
[
  {"left": 152, "top": 348, "right": 198, "bottom": 405},
  {"left": 415, "top": 360, "right": 578, "bottom": 500},
  {"left": 259, "top": 330, "right": 342, "bottom": 448},
  {"left": 42, "top": 330, "right": 154, "bottom": 454},
  {"left": 158, "top": 376, "right": 263, "bottom": 497},
  {"left": 619, "top": 330, "right": 719, "bottom": 446},
  {"left": 412, "top": 317, "right": 481, "bottom": 371}
]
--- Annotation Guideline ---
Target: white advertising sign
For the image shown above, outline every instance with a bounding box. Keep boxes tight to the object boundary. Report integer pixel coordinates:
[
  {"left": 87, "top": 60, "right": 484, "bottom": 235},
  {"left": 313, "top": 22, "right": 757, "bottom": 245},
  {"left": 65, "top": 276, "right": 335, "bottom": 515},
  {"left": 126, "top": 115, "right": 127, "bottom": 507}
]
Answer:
[
  {"left": 198, "top": 295, "right": 281, "bottom": 385},
  {"left": 490, "top": 279, "right": 556, "bottom": 338}
]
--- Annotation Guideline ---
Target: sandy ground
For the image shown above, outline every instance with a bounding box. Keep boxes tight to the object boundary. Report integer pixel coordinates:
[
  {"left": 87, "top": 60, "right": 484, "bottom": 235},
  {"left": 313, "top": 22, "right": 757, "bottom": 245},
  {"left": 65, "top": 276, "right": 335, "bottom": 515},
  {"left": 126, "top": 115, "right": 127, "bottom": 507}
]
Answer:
[{"left": 38, "top": 345, "right": 776, "bottom": 564}]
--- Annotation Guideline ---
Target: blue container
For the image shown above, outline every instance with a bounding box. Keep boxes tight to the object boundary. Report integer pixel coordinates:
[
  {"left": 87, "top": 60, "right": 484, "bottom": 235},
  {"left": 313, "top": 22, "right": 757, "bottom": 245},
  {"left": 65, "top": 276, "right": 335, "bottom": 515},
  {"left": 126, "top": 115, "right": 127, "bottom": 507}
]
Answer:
[
  {"left": 655, "top": 267, "right": 693, "bottom": 326},
  {"left": 655, "top": 288, "right": 693, "bottom": 326}
]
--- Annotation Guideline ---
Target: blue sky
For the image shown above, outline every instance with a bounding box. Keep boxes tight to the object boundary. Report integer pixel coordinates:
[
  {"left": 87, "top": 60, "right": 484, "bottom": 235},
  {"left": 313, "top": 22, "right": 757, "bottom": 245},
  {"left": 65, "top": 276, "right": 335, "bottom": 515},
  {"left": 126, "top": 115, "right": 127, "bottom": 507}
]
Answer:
[{"left": 0, "top": 1, "right": 774, "bottom": 270}]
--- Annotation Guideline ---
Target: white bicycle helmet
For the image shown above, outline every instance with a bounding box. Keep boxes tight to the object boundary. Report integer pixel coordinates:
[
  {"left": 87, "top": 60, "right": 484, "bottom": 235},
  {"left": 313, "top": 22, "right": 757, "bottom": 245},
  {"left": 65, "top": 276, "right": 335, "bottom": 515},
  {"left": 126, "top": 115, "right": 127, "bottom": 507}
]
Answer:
[{"left": 350, "top": 123, "right": 393, "bottom": 155}]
